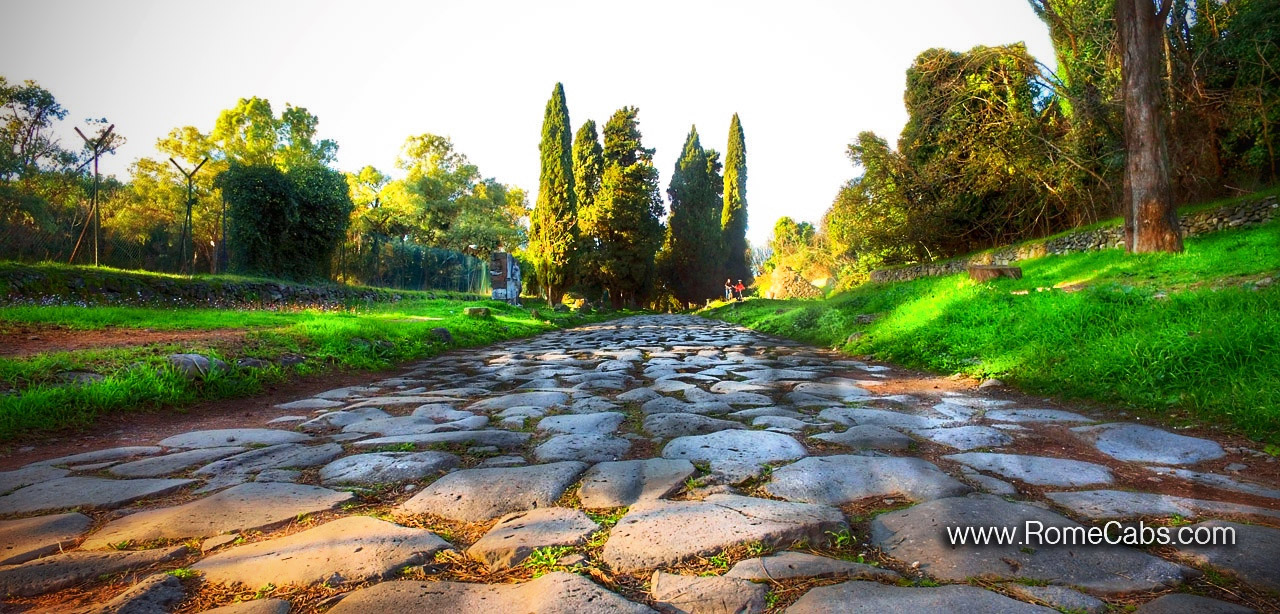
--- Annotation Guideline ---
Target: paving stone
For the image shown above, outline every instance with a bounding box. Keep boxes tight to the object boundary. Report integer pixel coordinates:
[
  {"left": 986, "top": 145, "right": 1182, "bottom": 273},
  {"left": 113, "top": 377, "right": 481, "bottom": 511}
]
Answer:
[
  {"left": 963, "top": 469, "right": 1020, "bottom": 495},
  {"left": 298, "top": 407, "right": 393, "bottom": 432},
  {"left": 318, "top": 451, "right": 459, "bottom": 486},
  {"left": 108, "top": 447, "right": 246, "bottom": 478},
  {"left": 37, "top": 572, "right": 186, "bottom": 614},
  {"left": 411, "top": 405, "right": 475, "bottom": 421},
  {"left": 535, "top": 434, "right": 631, "bottom": 462},
  {"left": 32, "top": 446, "right": 166, "bottom": 467},
  {"left": 818, "top": 407, "right": 954, "bottom": 430},
  {"left": 1176, "top": 520, "right": 1280, "bottom": 593},
  {"left": 81, "top": 482, "right": 353, "bottom": 549},
  {"left": 767, "top": 455, "right": 970, "bottom": 504},
  {"left": 326, "top": 572, "right": 656, "bottom": 614},
  {"left": 0, "top": 512, "right": 92, "bottom": 565},
  {"left": 467, "top": 507, "right": 598, "bottom": 569},
  {"left": 193, "top": 443, "right": 343, "bottom": 478},
  {"left": 729, "top": 407, "right": 805, "bottom": 420},
  {"left": 341, "top": 415, "right": 483, "bottom": 436},
  {"left": 468, "top": 391, "right": 569, "bottom": 412},
  {"left": 617, "top": 388, "right": 662, "bottom": 403},
  {"left": 791, "top": 380, "right": 871, "bottom": 401},
  {"left": 0, "top": 464, "right": 69, "bottom": 495},
  {"left": 945, "top": 453, "right": 1114, "bottom": 487},
  {"left": 266, "top": 416, "right": 307, "bottom": 424},
  {"left": 254, "top": 469, "right": 301, "bottom": 482},
  {"left": 1045, "top": 490, "right": 1280, "bottom": 521},
  {"left": 353, "top": 430, "right": 531, "bottom": 450},
  {"left": 1002, "top": 585, "right": 1106, "bottom": 614},
  {"left": 725, "top": 551, "right": 899, "bottom": 582},
  {"left": 567, "top": 397, "right": 622, "bottom": 413},
  {"left": 193, "top": 516, "right": 451, "bottom": 587},
  {"left": 1156, "top": 468, "right": 1280, "bottom": 500},
  {"left": 1135, "top": 594, "right": 1255, "bottom": 614},
  {"left": 650, "top": 571, "right": 766, "bottom": 614},
  {"left": 643, "top": 413, "right": 743, "bottom": 438},
  {"left": 602, "top": 494, "right": 846, "bottom": 573},
  {"left": 478, "top": 455, "right": 527, "bottom": 468},
  {"left": 539, "top": 412, "right": 625, "bottom": 435},
  {"left": 661, "top": 430, "right": 806, "bottom": 477},
  {"left": 0, "top": 546, "right": 186, "bottom": 597},
  {"left": 641, "top": 396, "right": 697, "bottom": 415},
  {"left": 912, "top": 425, "right": 1013, "bottom": 450},
  {"left": 985, "top": 408, "right": 1094, "bottom": 423},
  {"left": 752, "top": 415, "right": 811, "bottom": 431},
  {"left": 786, "top": 581, "right": 1057, "bottom": 614},
  {"left": 158, "top": 429, "right": 311, "bottom": 449},
  {"left": 871, "top": 494, "right": 1193, "bottom": 595},
  {"left": 396, "top": 461, "right": 587, "bottom": 522},
  {"left": 809, "top": 424, "right": 911, "bottom": 450},
  {"left": 0, "top": 476, "right": 194, "bottom": 515},
  {"left": 578, "top": 459, "right": 695, "bottom": 508},
  {"left": 1072, "top": 423, "right": 1225, "bottom": 465},
  {"left": 314, "top": 385, "right": 381, "bottom": 399},
  {"left": 199, "top": 599, "right": 293, "bottom": 614},
  {"left": 274, "top": 398, "right": 345, "bottom": 411}
]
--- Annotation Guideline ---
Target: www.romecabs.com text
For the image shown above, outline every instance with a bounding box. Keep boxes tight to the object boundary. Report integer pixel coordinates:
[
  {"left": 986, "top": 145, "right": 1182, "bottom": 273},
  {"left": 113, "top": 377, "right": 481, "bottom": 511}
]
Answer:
[{"left": 947, "top": 521, "right": 1236, "bottom": 547}]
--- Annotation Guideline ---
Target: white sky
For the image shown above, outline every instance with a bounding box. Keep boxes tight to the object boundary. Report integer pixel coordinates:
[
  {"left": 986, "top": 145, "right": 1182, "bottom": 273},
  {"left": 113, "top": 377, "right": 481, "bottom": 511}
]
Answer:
[{"left": 2, "top": 0, "right": 1053, "bottom": 245}]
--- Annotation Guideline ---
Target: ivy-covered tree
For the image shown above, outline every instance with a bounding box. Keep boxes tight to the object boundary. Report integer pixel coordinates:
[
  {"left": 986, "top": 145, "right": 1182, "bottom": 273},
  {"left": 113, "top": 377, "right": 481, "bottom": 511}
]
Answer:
[
  {"left": 721, "top": 113, "right": 752, "bottom": 286},
  {"left": 663, "top": 126, "right": 724, "bottom": 307},
  {"left": 592, "top": 107, "right": 664, "bottom": 308},
  {"left": 529, "top": 83, "right": 577, "bottom": 305}
]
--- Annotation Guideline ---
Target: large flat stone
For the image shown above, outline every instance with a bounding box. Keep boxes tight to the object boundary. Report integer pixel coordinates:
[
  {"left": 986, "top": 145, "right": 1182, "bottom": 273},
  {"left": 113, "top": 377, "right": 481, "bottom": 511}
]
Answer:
[
  {"left": 535, "top": 434, "right": 631, "bottom": 463},
  {"left": 469, "top": 391, "right": 569, "bottom": 412},
  {"left": 1045, "top": 490, "right": 1280, "bottom": 521},
  {"left": 43, "top": 572, "right": 185, "bottom": 614},
  {"left": 912, "top": 425, "right": 1012, "bottom": 450},
  {"left": 578, "top": 459, "right": 695, "bottom": 508},
  {"left": 985, "top": 409, "right": 1093, "bottom": 423},
  {"left": 642, "top": 413, "right": 744, "bottom": 438},
  {"left": 818, "top": 407, "right": 953, "bottom": 430},
  {"left": 809, "top": 425, "right": 911, "bottom": 450},
  {"left": 467, "top": 507, "right": 598, "bottom": 569},
  {"left": 193, "top": 443, "right": 343, "bottom": 477},
  {"left": 725, "top": 551, "right": 899, "bottom": 582},
  {"left": 650, "top": 571, "right": 766, "bottom": 614},
  {"left": 0, "top": 476, "right": 194, "bottom": 515},
  {"left": 108, "top": 447, "right": 246, "bottom": 478},
  {"left": 538, "top": 412, "right": 624, "bottom": 435},
  {"left": 766, "top": 455, "right": 971, "bottom": 505},
  {"left": 1176, "top": 520, "right": 1280, "bottom": 593},
  {"left": 1135, "top": 594, "right": 1255, "bottom": 614},
  {"left": 786, "top": 581, "right": 1057, "bottom": 614},
  {"left": 661, "top": 430, "right": 806, "bottom": 476},
  {"left": 1002, "top": 585, "right": 1107, "bottom": 614},
  {"left": 396, "top": 461, "right": 588, "bottom": 522},
  {"left": 193, "top": 515, "right": 451, "bottom": 587},
  {"left": 31, "top": 446, "right": 164, "bottom": 467},
  {"left": 1159, "top": 468, "right": 1280, "bottom": 500},
  {"left": 0, "top": 464, "right": 69, "bottom": 495},
  {"left": 1072, "top": 423, "right": 1225, "bottom": 465},
  {"left": 326, "top": 572, "right": 656, "bottom": 614},
  {"left": 158, "top": 429, "right": 311, "bottom": 448},
  {"left": 944, "top": 453, "right": 1114, "bottom": 487},
  {"left": 352, "top": 430, "right": 531, "bottom": 450},
  {"left": 198, "top": 598, "right": 292, "bottom": 614},
  {"left": 318, "top": 451, "right": 459, "bottom": 486},
  {"left": 0, "top": 512, "right": 92, "bottom": 565},
  {"left": 0, "top": 546, "right": 186, "bottom": 597},
  {"left": 870, "top": 494, "right": 1192, "bottom": 595},
  {"left": 81, "top": 482, "right": 353, "bottom": 549},
  {"left": 602, "top": 494, "right": 846, "bottom": 573}
]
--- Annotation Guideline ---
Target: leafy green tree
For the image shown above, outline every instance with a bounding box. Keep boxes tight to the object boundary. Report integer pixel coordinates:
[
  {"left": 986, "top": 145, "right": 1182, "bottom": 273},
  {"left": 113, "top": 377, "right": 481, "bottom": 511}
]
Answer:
[
  {"left": 286, "top": 164, "right": 353, "bottom": 278},
  {"left": 0, "top": 77, "right": 79, "bottom": 231},
  {"left": 721, "top": 113, "right": 752, "bottom": 285},
  {"left": 592, "top": 107, "right": 664, "bottom": 308},
  {"left": 663, "top": 126, "right": 724, "bottom": 307},
  {"left": 572, "top": 119, "right": 605, "bottom": 298},
  {"left": 218, "top": 164, "right": 298, "bottom": 277},
  {"left": 529, "top": 83, "right": 577, "bottom": 305}
]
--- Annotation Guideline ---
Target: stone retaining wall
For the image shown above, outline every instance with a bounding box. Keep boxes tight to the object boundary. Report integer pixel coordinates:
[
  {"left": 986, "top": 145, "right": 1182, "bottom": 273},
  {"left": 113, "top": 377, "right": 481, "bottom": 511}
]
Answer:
[{"left": 869, "top": 195, "right": 1278, "bottom": 284}]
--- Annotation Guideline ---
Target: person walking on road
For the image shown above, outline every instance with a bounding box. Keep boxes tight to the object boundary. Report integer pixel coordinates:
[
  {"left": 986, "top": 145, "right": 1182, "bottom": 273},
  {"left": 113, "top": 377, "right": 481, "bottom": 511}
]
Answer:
[
  {"left": 724, "top": 279, "right": 734, "bottom": 301},
  {"left": 734, "top": 280, "right": 745, "bottom": 301}
]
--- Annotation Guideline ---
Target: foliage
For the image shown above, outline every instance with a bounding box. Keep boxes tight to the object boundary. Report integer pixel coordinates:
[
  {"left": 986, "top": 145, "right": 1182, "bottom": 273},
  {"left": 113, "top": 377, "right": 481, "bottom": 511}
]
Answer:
[
  {"left": 573, "top": 120, "right": 606, "bottom": 299},
  {"left": 721, "top": 113, "right": 752, "bottom": 286},
  {"left": 662, "top": 126, "right": 724, "bottom": 306},
  {"left": 218, "top": 164, "right": 299, "bottom": 278},
  {"left": 590, "top": 107, "right": 665, "bottom": 308},
  {"left": 529, "top": 83, "right": 578, "bottom": 305}
]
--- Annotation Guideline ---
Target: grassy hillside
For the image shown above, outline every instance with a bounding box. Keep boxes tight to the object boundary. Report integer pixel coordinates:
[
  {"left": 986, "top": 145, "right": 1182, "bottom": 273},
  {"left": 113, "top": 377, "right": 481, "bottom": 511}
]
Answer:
[{"left": 705, "top": 219, "right": 1280, "bottom": 443}]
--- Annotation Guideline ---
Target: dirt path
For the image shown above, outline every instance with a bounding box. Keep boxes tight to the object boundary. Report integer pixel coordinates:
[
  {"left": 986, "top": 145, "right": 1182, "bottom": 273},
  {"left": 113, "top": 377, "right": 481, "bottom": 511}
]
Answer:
[{"left": 0, "top": 323, "right": 251, "bottom": 358}]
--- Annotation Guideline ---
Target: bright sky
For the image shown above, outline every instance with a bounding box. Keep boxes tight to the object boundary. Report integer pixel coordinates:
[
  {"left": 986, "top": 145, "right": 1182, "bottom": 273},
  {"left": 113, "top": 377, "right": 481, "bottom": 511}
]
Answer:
[{"left": 3, "top": 0, "right": 1053, "bottom": 246}]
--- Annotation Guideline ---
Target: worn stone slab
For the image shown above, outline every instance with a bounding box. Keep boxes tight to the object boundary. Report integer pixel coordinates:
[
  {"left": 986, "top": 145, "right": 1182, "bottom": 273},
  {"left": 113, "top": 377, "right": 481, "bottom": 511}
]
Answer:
[
  {"left": 810, "top": 424, "right": 911, "bottom": 450},
  {"left": 319, "top": 451, "right": 459, "bottom": 486},
  {"left": 534, "top": 434, "right": 631, "bottom": 463},
  {"left": 871, "top": 494, "right": 1192, "bottom": 595},
  {"left": 468, "top": 391, "right": 569, "bottom": 412},
  {"left": 945, "top": 453, "right": 1114, "bottom": 487},
  {"left": 818, "top": 407, "right": 953, "bottom": 430},
  {"left": 342, "top": 414, "right": 487, "bottom": 436},
  {"left": 37, "top": 572, "right": 186, "bottom": 614},
  {"left": 274, "top": 398, "right": 345, "bottom": 411},
  {"left": 1072, "top": 423, "right": 1225, "bottom": 465},
  {"left": 912, "top": 425, "right": 1012, "bottom": 450},
  {"left": 986, "top": 409, "right": 1093, "bottom": 423},
  {"left": 193, "top": 515, "right": 451, "bottom": 587},
  {"left": 1045, "top": 490, "right": 1280, "bottom": 521},
  {"left": 199, "top": 599, "right": 293, "bottom": 614},
  {"left": 539, "top": 412, "right": 624, "bottom": 435},
  {"left": 1158, "top": 468, "right": 1280, "bottom": 500},
  {"left": 158, "top": 429, "right": 310, "bottom": 449},
  {"left": 643, "top": 413, "right": 743, "bottom": 438},
  {"left": 411, "top": 405, "right": 475, "bottom": 421},
  {"left": 467, "top": 507, "right": 598, "bottom": 569},
  {"left": 725, "top": 551, "right": 899, "bottom": 582},
  {"left": 641, "top": 396, "right": 696, "bottom": 415},
  {"left": 326, "top": 572, "right": 656, "bottom": 614},
  {"left": 1176, "top": 520, "right": 1280, "bottom": 593},
  {"left": 650, "top": 571, "right": 766, "bottom": 614},
  {"left": 792, "top": 380, "right": 871, "bottom": 401},
  {"left": 1135, "top": 594, "right": 1254, "bottom": 614},
  {"left": 602, "top": 494, "right": 846, "bottom": 573},
  {"left": 397, "top": 461, "right": 587, "bottom": 522},
  {"left": 617, "top": 388, "right": 662, "bottom": 403},
  {"left": 352, "top": 430, "right": 531, "bottom": 450},
  {"left": 661, "top": 430, "right": 806, "bottom": 475},
  {"left": 108, "top": 447, "right": 246, "bottom": 478},
  {"left": 786, "top": 581, "right": 1057, "bottom": 614},
  {"left": 314, "top": 385, "right": 381, "bottom": 400},
  {"left": 0, "top": 546, "right": 186, "bottom": 597},
  {"left": 193, "top": 443, "right": 343, "bottom": 477},
  {"left": 82, "top": 482, "right": 352, "bottom": 549},
  {"left": 299, "top": 407, "right": 392, "bottom": 432},
  {"left": 0, "top": 464, "right": 69, "bottom": 495},
  {"left": 1003, "top": 585, "right": 1106, "bottom": 614},
  {"left": 767, "top": 455, "right": 970, "bottom": 505},
  {"left": 729, "top": 407, "right": 805, "bottom": 420},
  {"left": 33, "top": 446, "right": 165, "bottom": 468},
  {"left": 0, "top": 512, "right": 92, "bottom": 566},
  {"left": 578, "top": 459, "right": 695, "bottom": 508},
  {"left": 0, "top": 476, "right": 194, "bottom": 515}
]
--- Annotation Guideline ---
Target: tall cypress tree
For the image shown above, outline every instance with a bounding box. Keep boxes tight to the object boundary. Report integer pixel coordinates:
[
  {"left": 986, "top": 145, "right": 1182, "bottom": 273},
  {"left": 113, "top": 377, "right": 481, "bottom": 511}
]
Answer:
[
  {"left": 664, "top": 126, "right": 724, "bottom": 307},
  {"left": 530, "top": 83, "right": 577, "bottom": 304},
  {"left": 721, "top": 113, "right": 752, "bottom": 285},
  {"left": 593, "top": 107, "right": 663, "bottom": 308},
  {"left": 572, "top": 120, "right": 605, "bottom": 298}
]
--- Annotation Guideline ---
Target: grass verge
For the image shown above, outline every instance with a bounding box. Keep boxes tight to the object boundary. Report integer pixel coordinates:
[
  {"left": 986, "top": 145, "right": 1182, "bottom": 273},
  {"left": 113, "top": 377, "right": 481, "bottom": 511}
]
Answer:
[{"left": 703, "top": 220, "right": 1280, "bottom": 443}]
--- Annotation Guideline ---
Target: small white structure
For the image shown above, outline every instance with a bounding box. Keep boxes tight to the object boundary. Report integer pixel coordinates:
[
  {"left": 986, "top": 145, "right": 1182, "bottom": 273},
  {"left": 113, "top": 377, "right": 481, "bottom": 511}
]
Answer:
[{"left": 489, "top": 252, "right": 521, "bottom": 304}]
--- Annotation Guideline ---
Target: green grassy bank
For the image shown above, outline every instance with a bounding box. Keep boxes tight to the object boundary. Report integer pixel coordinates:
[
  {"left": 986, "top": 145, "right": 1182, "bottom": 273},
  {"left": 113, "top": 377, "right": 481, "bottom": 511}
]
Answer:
[{"left": 705, "top": 219, "right": 1280, "bottom": 444}]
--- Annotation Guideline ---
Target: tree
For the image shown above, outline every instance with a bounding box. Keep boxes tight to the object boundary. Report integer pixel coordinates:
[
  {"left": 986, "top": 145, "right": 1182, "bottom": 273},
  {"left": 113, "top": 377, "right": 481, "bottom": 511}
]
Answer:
[
  {"left": 591, "top": 107, "right": 664, "bottom": 308},
  {"left": 0, "top": 78, "right": 79, "bottom": 231},
  {"left": 721, "top": 113, "right": 752, "bottom": 286},
  {"left": 529, "top": 83, "right": 577, "bottom": 305},
  {"left": 210, "top": 97, "right": 336, "bottom": 169},
  {"left": 664, "top": 126, "right": 724, "bottom": 307},
  {"left": 286, "top": 164, "right": 354, "bottom": 279},
  {"left": 218, "top": 164, "right": 297, "bottom": 278},
  {"left": 1115, "top": 0, "right": 1182, "bottom": 252},
  {"left": 572, "top": 120, "right": 605, "bottom": 298}
]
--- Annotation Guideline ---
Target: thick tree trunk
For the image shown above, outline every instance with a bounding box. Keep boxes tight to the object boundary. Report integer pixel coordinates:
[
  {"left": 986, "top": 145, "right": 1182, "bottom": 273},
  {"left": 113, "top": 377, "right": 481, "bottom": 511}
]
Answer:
[{"left": 1116, "top": 0, "right": 1183, "bottom": 253}]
